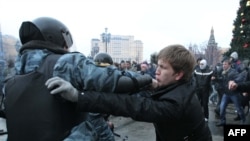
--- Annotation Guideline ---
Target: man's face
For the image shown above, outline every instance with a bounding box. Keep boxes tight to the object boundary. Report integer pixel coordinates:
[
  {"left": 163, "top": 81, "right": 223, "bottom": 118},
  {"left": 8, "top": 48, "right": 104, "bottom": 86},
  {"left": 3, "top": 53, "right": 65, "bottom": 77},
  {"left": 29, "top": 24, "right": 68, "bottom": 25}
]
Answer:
[
  {"left": 223, "top": 61, "right": 230, "bottom": 70},
  {"left": 126, "top": 62, "right": 131, "bottom": 68},
  {"left": 140, "top": 64, "right": 148, "bottom": 72},
  {"left": 155, "top": 59, "right": 177, "bottom": 87},
  {"left": 120, "top": 63, "right": 126, "bottom": 69}
]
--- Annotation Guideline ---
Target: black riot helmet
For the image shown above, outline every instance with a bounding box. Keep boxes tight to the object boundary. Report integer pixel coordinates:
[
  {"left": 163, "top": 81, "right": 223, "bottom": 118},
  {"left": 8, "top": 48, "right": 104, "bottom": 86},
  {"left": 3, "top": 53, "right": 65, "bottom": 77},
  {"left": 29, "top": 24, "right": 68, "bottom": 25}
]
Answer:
[
  {"left": 19, "top": 17, "right": 73, "bottom": 48},
  {"left": 94, "top": 52, "right": 113, "bottom": 67}
]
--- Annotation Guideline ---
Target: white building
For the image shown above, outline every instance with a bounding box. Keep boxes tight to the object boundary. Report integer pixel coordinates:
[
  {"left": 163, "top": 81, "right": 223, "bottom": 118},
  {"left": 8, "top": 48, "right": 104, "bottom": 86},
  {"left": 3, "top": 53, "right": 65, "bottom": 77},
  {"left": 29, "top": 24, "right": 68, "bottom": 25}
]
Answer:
[{"left": 91, "top": 34, "right": 143, "bottom": 63}]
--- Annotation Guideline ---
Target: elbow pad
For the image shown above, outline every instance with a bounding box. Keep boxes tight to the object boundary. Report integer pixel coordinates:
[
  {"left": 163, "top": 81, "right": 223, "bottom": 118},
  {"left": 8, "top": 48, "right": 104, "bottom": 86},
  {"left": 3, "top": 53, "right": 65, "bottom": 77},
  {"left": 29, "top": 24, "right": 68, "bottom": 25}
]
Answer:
[
  {"left": 115, "top": 76, "right": 135, "bottom": 93},
  {"left": 115, "top": 73, "right": 152, "bottom": 93},
  {"left": 124, "top": 71, "right": 153, "bottom": 89},
  {"left": 133, "top": 74, "right": 152, "bottom": 89}
]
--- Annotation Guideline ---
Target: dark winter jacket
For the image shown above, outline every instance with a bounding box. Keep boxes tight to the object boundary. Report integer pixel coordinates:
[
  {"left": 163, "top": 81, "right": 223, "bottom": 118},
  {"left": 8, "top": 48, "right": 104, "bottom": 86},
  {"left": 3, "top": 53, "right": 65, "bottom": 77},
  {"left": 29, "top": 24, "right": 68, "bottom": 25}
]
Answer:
[
  {"left": 219, "top": 68, "right": 244, "bottom": 95},
  {"left": 76, "top": 81, "right": 212, "bottom": 141},
  {"left": 212, "top": 64, "right": 223, "bottom": 91},
  {"left": 194, "top": 65, "right": 213, "bottom": 91}
]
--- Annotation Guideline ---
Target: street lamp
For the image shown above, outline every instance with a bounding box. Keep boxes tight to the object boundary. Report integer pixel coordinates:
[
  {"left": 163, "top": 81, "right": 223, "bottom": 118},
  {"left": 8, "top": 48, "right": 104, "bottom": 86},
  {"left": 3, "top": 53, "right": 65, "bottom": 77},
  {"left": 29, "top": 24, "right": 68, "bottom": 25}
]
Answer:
[{"left": 101, "top": 28, "right": 111, "bottom": 53}]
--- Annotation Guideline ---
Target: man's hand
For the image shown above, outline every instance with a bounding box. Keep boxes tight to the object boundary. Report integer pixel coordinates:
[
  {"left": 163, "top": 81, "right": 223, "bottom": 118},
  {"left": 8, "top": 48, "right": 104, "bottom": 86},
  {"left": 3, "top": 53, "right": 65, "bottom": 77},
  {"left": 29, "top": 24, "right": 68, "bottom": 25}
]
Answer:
[
  {"left": 211, "top": 76, "right": 216, "bottom": 80},
  {"left": 45, "top": 77, "right": 79, "bottom": 102},
  {"left": 151, "top": 79, "right": 159, "bottom": 89},
  {"left": 228, "top": 80, "right": 238, "bottom": 90}
]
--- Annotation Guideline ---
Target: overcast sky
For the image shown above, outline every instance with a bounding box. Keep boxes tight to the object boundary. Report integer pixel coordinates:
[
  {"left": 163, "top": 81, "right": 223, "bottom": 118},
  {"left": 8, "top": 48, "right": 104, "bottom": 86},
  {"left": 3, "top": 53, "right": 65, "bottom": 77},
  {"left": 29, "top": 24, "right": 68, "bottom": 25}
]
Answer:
[{"left": 0, "top": 0, "right": 239, "bottom": 61}]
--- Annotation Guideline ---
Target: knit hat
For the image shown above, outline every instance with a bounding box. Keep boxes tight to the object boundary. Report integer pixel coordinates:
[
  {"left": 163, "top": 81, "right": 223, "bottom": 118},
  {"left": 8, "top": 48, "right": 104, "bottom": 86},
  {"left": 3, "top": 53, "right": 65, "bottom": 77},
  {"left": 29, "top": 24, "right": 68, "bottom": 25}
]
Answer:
[{"left": 230, "top": 51, "right": 238, "bottom": 60}]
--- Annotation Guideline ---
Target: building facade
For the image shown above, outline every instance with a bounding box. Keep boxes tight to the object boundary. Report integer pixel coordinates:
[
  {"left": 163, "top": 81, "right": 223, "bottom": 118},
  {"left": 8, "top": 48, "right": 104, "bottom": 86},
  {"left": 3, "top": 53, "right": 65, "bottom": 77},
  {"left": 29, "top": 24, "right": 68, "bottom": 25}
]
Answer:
[{"left": 91, "top": 34, "right": 143, "bottom": 64}]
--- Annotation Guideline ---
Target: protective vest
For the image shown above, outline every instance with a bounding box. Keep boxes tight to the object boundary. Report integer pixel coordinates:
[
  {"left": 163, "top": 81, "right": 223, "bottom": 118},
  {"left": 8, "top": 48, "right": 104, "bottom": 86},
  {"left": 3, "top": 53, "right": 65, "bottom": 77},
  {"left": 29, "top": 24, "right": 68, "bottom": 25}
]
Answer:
[{"left": 4, "top": 54, "right": 81, "bottom": 141}]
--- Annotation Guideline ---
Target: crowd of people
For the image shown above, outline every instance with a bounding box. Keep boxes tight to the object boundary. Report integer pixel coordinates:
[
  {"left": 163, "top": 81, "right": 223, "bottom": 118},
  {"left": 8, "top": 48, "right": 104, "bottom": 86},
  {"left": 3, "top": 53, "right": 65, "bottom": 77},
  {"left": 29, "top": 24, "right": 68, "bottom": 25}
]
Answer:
[
  {"left": 194, "top": 51, "right": 250, "bottom": 127},
  {"left": 0, "top": 16, "right": 249, "bottom": 141}
]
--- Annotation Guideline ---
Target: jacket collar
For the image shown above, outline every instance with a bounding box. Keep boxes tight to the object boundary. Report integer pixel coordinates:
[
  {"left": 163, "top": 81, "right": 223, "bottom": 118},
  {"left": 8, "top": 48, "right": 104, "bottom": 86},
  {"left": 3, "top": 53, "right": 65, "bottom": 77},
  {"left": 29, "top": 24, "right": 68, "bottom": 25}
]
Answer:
[
  {"left": 152, "top": 80, "right": 187, "bottom": 97},
  {"left": 20, "top": 40, "right": 68, "bottom": 55}
]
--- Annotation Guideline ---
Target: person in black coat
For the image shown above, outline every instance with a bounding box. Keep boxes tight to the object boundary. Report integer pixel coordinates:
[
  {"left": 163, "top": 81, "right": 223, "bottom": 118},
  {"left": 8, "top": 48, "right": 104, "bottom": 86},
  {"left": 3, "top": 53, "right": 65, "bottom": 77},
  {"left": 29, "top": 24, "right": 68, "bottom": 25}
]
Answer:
[
  {"left": 46, "top": 44, "right": 212, "bottom": 141},
  {"left": 193, "top": 59, "right": 213, "bottom": 122}
]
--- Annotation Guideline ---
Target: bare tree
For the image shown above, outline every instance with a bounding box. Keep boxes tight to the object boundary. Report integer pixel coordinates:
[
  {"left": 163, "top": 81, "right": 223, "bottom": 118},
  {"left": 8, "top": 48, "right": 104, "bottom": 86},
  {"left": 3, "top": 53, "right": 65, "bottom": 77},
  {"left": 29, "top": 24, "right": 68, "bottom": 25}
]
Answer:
[{"left": 188, "top": 43, "right": 205, "bottom": 60}]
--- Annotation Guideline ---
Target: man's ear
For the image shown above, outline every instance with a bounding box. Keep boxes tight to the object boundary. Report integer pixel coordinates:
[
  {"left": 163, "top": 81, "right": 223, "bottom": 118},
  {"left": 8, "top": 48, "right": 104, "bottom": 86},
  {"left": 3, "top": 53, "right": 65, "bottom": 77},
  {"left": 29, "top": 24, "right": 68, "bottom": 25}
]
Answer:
[{"left": 175, "top": 71, "right": 184, "bottom": 81}]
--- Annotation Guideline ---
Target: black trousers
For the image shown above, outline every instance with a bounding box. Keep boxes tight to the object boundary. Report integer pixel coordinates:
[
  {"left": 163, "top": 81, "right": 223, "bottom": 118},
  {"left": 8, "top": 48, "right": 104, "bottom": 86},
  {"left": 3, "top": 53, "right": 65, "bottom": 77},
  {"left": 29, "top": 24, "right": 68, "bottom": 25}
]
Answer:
[{"left": 196, "top": 88, "right": 210, "bottom": 119}]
